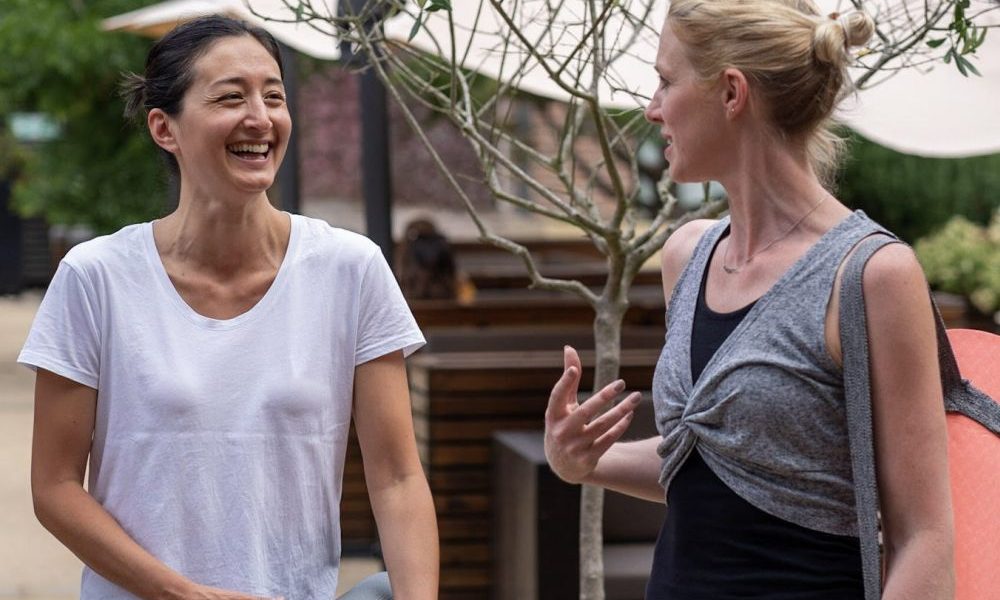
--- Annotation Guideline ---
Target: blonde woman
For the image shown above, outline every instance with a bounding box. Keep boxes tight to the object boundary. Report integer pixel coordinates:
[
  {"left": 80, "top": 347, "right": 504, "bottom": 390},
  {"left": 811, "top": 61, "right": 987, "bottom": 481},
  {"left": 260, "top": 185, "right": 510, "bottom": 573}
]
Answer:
[{"left": 545, "top": 1, "right": 953, "bottom": 598}]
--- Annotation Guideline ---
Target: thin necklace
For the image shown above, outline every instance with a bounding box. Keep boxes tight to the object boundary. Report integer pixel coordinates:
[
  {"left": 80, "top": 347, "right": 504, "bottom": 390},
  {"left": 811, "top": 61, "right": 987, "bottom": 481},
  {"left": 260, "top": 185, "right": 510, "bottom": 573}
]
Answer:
[{"left": 721, "top": 195, "right": 829, "bottom": 275}]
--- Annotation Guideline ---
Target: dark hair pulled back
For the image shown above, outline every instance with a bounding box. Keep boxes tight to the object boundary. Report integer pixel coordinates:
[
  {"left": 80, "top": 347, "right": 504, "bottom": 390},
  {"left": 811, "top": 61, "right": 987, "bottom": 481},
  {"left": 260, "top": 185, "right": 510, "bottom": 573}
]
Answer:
[{"left": 120, "top": 15, "right": 284, "bottom": 176}]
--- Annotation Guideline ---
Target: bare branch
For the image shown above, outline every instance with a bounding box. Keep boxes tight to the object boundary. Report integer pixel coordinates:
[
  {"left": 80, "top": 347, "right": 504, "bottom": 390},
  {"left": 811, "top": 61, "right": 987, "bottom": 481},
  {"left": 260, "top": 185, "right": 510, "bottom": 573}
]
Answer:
[
  {"left": 634, "top": 198, "right": 729, "bottom": 265},
  {"left": 486, "top": 0, "right": 598, "bottom": 102},
  {"left": 476, "top": 232, "right": 601, "bottom": 303}
]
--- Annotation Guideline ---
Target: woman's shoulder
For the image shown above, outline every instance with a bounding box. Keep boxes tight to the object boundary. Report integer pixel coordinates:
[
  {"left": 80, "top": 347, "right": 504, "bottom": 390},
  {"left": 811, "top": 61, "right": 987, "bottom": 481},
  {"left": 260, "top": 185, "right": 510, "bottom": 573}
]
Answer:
[
  {"left": 60, "top": 222, "right": 148, "bottom": 275},
  {"left": 293, "top": 214, "right": 380, "bottom": 255},
  {"left": 290, "top": 214, "right": 385, "bottom": 278},
  {"left": 660, "top": 218, "right": 721, "bottom": 297}
]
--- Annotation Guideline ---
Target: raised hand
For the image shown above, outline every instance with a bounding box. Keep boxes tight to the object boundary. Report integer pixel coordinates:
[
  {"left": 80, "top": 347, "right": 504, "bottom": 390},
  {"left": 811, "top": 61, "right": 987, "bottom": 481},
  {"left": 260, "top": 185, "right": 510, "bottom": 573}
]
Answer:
[{"left": 544, "top": 345, "right": 642, "bottom": 484}]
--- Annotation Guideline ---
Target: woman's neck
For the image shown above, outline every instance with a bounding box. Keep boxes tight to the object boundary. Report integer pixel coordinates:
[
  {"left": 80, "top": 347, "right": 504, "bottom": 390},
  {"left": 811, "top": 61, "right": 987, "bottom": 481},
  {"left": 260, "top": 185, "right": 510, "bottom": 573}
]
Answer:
[
  {"left": 717, "top": 133, "right": 846, "bottom": 260},
  {"left": 153, "top": 191, "right": 290, "bottom": 278}
]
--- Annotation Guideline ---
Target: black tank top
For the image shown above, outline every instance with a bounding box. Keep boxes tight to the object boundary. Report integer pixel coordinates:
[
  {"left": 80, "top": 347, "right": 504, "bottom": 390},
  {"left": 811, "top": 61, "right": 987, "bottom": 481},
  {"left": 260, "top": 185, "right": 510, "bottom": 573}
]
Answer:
[{"left": 644, "top": 232, "right": 864, "bottom": 599}]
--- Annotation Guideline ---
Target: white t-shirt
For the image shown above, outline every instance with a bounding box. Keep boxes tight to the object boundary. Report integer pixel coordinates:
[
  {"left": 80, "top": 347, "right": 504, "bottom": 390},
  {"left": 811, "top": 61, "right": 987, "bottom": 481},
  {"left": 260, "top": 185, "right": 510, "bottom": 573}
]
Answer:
[{"left": 19, "top": 214, "right": 425, "bottom": 599}]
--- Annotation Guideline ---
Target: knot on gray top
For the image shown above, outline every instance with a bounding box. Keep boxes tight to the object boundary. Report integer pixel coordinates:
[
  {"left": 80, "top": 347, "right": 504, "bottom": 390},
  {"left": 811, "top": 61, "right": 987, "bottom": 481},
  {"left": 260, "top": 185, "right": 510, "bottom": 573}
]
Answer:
[{"left": 653, "top": 211, "right": 887, "bottom": 536}]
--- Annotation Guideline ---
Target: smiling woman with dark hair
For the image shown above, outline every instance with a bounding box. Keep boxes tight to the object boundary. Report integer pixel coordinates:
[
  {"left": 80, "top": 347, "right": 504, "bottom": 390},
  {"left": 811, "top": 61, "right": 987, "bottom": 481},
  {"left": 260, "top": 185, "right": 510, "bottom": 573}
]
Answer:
[{"left": 20, "top": 15, "right": 438, "bottom": 600}]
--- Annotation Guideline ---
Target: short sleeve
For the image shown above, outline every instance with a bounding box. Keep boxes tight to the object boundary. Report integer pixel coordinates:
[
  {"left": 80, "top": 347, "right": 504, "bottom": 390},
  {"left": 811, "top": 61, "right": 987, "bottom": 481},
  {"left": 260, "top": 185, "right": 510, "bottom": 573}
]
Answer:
[
  {"left": 354, "top": 248, "right": 425, "bottom": 365},
  {"left": 18, "top": 261, "right": 102, "bottom": 388}
]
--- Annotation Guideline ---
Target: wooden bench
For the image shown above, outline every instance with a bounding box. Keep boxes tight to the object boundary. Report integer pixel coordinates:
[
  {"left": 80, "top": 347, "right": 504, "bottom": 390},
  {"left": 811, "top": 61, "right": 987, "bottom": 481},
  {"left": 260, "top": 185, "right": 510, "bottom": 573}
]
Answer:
[{"left": 408, "top": 286, "right": 666, "bottom": 329}]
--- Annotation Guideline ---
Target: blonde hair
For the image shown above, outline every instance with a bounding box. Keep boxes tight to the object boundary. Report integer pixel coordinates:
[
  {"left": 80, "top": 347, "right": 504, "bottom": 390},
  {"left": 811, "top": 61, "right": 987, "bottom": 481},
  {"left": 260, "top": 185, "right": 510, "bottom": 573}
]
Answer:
[{"left": 667, "top": 0, "right": 874, "bottom": 187}]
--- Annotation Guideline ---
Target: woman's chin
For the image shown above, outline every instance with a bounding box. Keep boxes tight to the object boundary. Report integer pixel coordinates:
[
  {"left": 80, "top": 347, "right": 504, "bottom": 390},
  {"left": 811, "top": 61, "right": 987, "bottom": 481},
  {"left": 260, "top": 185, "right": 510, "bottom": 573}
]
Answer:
[{"left": 232, "top": 175, "right": 278, "bottom": 196}]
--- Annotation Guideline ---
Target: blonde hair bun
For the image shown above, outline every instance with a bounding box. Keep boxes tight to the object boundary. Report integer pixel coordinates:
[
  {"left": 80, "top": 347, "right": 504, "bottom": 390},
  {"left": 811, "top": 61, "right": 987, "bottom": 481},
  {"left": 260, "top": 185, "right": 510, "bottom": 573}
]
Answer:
[{"left": 813, "top": 10, "right": 874, "bottom": 66}]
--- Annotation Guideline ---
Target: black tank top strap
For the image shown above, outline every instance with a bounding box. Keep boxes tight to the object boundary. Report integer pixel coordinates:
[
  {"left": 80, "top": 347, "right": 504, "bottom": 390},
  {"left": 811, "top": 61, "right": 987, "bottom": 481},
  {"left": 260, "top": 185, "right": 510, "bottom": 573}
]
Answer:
[{"left": 689, "top": 226, "right": 756, "bottom": 383}]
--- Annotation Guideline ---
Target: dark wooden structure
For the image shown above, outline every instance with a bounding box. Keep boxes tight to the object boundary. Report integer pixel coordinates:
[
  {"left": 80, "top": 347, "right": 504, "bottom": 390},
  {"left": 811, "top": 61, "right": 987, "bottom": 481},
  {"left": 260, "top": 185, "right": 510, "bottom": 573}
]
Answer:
[
  {"left": 409, "top": 347, "right": 660, "bottom": 599},
  {"left": 493, "top": 421, "right": 665, "bottom": 600}
]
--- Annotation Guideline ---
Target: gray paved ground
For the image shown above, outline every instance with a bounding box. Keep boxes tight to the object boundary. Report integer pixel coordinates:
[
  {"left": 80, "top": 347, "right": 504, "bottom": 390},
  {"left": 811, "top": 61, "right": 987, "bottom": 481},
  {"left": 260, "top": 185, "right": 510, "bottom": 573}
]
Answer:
[{"left": 0, "top": 293, "right": 379, "bottom": 599}]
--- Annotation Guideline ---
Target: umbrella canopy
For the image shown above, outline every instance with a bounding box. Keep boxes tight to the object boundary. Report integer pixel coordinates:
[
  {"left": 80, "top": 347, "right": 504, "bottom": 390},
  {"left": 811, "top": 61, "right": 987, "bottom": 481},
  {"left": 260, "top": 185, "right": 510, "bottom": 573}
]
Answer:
[
  {"left": 102, "top": 0, "right": 342, "bottom": 60},
  {"left": 383, "top": 0, "right": 999, "bottom": 158},
  {"left": 383, "top": 1, "right": 667, "bottom": 109},
  {"left": 104, "top": 0, "right": 999, "bottom": 158},
  {"left": 836, "top": 5, "right": 1000, "bottom": 158}
]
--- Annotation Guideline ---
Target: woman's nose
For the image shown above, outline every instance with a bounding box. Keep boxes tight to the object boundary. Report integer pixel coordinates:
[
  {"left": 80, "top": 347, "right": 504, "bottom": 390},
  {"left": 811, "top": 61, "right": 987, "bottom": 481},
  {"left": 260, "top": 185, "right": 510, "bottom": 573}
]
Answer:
[
  {"left": 644, "top": 99, "right": 660, "bottom": 124},
  {"left": 244, "top": 98, "right": 273, "bottom": 131}
]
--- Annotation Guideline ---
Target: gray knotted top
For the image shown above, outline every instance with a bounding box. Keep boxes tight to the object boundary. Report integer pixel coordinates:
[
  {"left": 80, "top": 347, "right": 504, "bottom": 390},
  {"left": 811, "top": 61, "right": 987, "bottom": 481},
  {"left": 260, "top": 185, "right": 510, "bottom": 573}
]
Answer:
[{"left": 652, "top": 210, "right": 886, "bottom": 537}]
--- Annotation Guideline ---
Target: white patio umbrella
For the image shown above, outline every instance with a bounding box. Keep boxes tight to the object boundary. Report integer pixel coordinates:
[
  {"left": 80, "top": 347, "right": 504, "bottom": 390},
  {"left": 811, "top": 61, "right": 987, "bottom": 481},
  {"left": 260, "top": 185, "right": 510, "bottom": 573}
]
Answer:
[
  {"left": 102, "top": 0, "right": 342, "bottom": 60},
  {"left": 383, "top": 0, "right": 1000, "bottom": 158},
  {"left": 835, "top": 5, "right": 1000, "bottom": 158},
  {"left": 104, "top": 0, "right": 999, "bottom": 157}
]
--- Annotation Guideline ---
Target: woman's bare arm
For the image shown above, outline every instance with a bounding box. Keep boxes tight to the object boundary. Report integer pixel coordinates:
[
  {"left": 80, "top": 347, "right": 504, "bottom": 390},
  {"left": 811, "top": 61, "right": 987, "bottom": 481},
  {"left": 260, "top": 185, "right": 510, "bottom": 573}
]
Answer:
[
  {"left": 543, "top": 220, "right": 716, "bottom": 503},
  {"left": 353, "top": 351, "right": 439, "bottom": 600},
  {"left": 864, "top": 245, "right": 954, "bottom": 599}
]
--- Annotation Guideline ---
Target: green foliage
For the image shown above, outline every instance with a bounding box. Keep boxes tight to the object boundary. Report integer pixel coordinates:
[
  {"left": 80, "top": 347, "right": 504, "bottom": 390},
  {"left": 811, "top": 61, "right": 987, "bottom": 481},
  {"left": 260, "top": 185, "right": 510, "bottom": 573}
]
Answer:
[
  {"left": 409, "top": 0, "right": 453, "bottom": 41},
  {"left": 915, "top": 212, "right": 1000, "bottom": 316},
  {"left": 936, "top": 0, "right": 989, "bottom": 77},
  {"left": 0, "top": 0, "right": 167, "bottom": 234},
  {"left": 838, "top": 132, "right": 1000, "bottom": 243},
  {"left": 0, "top": 128, "right": 27, "bottom": 179}
]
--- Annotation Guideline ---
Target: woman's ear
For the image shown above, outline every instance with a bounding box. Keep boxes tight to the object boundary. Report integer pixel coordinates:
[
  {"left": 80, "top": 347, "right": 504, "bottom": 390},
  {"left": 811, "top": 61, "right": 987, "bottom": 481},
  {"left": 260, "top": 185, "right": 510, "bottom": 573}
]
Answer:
[
  {"left": 720, "top": 68, "right": 749, "bottom": 118},
  {"left": 147, "top": 108, "right": 178, "bottom": 153}
]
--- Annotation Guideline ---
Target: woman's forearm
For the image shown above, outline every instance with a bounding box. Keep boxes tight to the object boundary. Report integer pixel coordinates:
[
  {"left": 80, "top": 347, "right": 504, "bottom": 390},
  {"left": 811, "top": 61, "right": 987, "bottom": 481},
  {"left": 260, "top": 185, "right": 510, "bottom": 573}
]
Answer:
[
  {"left": 33, "top": 481, "right": 195, "bottom": 600},
  {"left": 367, "top": 471, "right": 440, "bottom": 600},
  {"left": 585, "top": 436, "right": 665, "bottom": 503},
  {"left": 882, "top": 528, "right": 954, "bottom": 600}
]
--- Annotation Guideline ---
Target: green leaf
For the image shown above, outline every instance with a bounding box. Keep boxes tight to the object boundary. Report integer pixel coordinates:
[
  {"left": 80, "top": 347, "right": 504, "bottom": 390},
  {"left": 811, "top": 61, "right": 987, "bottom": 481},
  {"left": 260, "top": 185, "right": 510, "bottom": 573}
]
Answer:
[
  {"left": 954, "top": 51, "right": 969, "bottom": 75},
  {"left": 943, "top": 48, "right": 953, "bottom": 64},
  {"left": 926, "top": 38, "right": 946, "bottom": 49},
  {"left": 956, "top": 54, "right": 980, "bottom": 77},
  {"left": 974, "top": 27, "right": 988, "bottom": 49},
  {"left": 408, "top": 12, "right": 423, "bottom": 41},
  {"left": 428, "top": 0, "right": 452, "bottom": 11}
]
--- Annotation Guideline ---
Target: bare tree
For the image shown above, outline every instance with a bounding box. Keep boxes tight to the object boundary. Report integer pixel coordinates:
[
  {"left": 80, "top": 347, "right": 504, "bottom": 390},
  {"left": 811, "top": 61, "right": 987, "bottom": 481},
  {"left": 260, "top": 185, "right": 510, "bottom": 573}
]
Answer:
[{"left": 257, "top": 1, "right": 995, "bottom": 598}]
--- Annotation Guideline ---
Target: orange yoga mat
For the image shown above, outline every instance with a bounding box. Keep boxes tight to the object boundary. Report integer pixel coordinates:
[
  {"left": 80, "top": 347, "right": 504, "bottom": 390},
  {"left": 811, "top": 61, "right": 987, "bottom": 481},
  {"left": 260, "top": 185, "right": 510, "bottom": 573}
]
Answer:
[{"left": 946, "top": 328, "right": 1000, "bottom": 600}]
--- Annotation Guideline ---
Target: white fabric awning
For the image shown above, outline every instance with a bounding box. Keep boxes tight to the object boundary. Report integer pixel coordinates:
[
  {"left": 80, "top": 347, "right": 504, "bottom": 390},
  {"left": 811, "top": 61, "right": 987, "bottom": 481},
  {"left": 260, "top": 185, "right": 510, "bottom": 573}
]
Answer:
[
  {"left": 836, "top": 15, "right": 1000, "bottom": 158},
  {"left": 102, "top": 0, "right": 342, "bottom": 60},
  {"left": 104, "top": 0, "right": 1000, "bottom": 158}
]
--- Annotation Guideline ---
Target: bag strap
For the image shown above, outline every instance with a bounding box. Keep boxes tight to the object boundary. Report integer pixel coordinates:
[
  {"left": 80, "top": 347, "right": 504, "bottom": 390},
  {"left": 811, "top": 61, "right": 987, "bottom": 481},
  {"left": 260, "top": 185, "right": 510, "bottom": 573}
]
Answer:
[
  {"left": 839, "top": 233, "right": 898, "bottom": 600},
  {"left": 840, "top": 234, "right": 1000, "bottom": 600}
]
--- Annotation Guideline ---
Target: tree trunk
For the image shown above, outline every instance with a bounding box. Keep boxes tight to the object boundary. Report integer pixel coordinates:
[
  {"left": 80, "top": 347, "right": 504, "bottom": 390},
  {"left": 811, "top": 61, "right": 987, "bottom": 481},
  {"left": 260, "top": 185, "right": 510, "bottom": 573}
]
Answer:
[{"left": 579, "top": 301, "right": 626, "bottom": 600}]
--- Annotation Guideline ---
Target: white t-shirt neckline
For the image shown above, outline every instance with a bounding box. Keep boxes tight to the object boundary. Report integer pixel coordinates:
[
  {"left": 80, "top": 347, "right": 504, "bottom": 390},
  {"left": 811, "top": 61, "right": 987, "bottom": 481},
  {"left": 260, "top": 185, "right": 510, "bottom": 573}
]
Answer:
[{"left": 142, "top": 213, "right": 300, "bottom": 330}]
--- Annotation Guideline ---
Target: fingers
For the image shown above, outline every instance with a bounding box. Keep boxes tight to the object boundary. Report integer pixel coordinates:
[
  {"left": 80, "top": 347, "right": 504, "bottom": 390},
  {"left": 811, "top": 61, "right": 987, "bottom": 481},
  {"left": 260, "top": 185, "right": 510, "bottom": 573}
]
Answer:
[
  {"left": 547, "top": 346, "right": 582, "bottom": 417},
  {"left": 585, "top": 391, "right": 642, "bottom": 438},
  {"left": 564, "top": 344, "right": 582, "bottom": 373},
  {"left": 592, "top": 407, "right": 636, "bottom": 457},
  {"left": 571, "top": 378, "right": 628, "bottom": 425}
]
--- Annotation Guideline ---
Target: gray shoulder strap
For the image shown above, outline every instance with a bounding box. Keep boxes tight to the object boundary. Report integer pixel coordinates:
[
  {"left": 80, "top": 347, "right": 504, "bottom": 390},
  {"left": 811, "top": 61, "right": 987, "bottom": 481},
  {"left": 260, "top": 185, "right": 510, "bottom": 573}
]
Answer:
[
  {"left": 839, "top": 234, "right": 897, "bottom": 600},
  {"left": 840, "top": 234, "right": 1000, "bottom": 600}
]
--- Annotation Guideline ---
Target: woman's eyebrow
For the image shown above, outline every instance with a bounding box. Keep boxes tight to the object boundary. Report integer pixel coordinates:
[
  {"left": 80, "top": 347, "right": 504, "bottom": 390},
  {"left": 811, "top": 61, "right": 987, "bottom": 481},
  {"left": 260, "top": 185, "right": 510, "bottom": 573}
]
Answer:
[{"left": 210, "top": 76, "right": 284, "bottom": 87}]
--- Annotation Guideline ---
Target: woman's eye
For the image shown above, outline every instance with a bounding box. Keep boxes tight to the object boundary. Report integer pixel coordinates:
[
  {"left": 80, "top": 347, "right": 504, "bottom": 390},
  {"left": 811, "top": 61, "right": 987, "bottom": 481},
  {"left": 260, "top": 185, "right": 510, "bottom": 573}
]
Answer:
[
  {"left": 220, "top": 93, "right": 243, "bottom": 102},
  {"left": 265, "top": 92, "right": 286, "bottom": 103}
]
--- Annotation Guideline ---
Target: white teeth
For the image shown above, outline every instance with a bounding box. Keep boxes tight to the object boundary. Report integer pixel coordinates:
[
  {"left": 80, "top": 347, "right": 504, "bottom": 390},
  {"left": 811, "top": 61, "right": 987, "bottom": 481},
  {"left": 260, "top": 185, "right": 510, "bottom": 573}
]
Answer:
[{"left": 228, "top": 143, "right": 269, "bottom": 154}]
